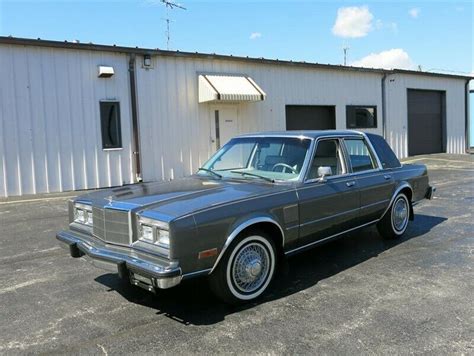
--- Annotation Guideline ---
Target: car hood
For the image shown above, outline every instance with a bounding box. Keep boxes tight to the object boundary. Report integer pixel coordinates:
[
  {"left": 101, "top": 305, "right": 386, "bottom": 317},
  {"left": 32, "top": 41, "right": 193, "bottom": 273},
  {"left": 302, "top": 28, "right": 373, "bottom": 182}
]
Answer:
[{"left": 77, "top": 176, "right": 293, "bottom": 221}]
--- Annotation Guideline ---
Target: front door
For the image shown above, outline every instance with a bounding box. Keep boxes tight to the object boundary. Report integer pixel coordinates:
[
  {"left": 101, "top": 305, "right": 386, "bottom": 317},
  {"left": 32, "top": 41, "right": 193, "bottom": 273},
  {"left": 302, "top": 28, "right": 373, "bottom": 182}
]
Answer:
[
  {"left": 211, "top": 106, "right": 239, "bottom": 151},
  {"left": 295, "top": 139, "right": 360, "bottom": 248}
]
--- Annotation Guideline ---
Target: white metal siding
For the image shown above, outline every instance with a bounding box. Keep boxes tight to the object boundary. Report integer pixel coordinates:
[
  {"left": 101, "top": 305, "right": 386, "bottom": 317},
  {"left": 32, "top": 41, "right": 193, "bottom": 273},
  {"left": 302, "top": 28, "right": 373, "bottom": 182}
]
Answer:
[
  {"left": 385, "top": 74, "right": 466, "bottom": 158},
  {"left": 0, "top": 45, "right": 134, "bottom": 197},
  {"left": 136, "top": 56, "right": 384, "bottom": 183}
]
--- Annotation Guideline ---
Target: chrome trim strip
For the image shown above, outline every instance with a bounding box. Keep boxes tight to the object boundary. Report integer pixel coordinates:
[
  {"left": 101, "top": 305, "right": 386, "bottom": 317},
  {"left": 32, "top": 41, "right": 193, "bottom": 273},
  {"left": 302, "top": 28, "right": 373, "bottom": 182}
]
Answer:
[
  {"left": 183, "top": 268, "right": 212, "bottom": 279},
  {"left": 379, "top": 183, "right": 413, "bottom": 220},
  {"left": 299, "top": 207, "right": 360, "bottom": 227},
  {"left": 284, "top": 219, "right": 379, "bottom": 255},
  {"left": 209, "top": 217, "right": 285, "bottom": 274}
]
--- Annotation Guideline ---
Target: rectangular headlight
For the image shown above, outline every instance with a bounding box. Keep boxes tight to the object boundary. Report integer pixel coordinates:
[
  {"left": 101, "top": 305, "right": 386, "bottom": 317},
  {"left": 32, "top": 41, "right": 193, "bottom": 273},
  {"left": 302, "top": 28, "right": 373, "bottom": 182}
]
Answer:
[
  {"left": 74, "top": 203, "right": 93, "bottom": 226},
  {"left": 137, "top": 217, "right": 170, "bottom": 257}
]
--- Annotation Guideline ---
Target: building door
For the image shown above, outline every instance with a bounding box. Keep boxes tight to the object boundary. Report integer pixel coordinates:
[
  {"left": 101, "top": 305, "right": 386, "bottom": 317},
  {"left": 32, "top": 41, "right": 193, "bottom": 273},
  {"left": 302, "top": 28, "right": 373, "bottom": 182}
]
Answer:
[
  {"left": 211, "top": 106, "right": 239, "bottom": 150},
  {"left": 407, "top": 89, "right": 445, "bottom": 156},
  {"left": 286, "top": 105, "right": 336, "bottom": 130}
]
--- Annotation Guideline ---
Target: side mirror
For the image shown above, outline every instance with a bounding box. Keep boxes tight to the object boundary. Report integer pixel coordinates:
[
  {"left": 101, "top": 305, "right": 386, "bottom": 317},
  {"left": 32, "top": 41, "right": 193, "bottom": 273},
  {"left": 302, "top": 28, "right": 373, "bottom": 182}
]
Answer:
[{"left": 317, "top": 166, "right": 332, "bottom": 182}]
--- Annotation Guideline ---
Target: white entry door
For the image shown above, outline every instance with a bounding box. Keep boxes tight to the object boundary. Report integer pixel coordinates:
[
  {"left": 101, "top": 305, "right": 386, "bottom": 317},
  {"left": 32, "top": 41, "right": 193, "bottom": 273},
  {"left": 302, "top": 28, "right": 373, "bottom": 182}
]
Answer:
[{"left": 211, "top": 106, "right": 239, "bottom": 151}]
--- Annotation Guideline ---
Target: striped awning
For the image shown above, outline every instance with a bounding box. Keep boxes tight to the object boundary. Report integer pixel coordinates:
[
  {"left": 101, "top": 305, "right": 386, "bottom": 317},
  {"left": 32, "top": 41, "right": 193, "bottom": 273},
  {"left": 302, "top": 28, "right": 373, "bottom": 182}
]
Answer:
[{"left": 198, "top": 74, "right": 266, "bottom": 103}]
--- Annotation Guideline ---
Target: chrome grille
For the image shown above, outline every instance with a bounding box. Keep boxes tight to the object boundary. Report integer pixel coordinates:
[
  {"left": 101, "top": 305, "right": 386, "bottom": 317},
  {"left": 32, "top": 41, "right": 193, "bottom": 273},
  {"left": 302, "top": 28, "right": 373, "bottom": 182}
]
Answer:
[{"left": 92, "top": 207, "right": 130, "bottom": 246}]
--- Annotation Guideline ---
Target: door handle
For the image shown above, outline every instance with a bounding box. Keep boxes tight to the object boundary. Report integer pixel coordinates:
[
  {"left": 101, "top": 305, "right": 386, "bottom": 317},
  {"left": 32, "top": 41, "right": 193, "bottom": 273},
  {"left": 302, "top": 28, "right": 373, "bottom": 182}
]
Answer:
[
  {"left": 384, "top": 174, "right": 392, "bottom": 180},
  {"left": 346, "top": 181, "right": 356, "bottom": 187}
]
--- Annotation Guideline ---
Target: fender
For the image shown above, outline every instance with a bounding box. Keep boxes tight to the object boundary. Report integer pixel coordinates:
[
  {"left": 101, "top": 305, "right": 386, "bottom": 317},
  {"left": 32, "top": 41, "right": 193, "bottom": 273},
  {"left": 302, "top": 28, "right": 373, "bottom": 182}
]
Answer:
[
  {"left": 380, "top": 182, "right": 414, "bottom": 220},
  {"left": 209, "top": 216, "right": 285, "bottom": 274}
]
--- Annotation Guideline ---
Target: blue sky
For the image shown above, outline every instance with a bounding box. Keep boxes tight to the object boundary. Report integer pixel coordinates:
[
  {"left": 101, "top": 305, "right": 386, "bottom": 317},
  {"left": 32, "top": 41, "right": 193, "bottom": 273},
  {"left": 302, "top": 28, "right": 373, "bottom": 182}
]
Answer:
[{"left": 0, "top": 0, "right": 472, "bottom": 73}]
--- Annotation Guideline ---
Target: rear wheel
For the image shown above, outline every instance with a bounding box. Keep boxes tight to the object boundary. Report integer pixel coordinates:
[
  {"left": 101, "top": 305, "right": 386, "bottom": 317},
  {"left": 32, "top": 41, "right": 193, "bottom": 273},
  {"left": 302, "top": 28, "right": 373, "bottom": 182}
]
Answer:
[
  {"left": 377, "top": 193, "right": 410, "bottom": 239},
  {"left": 209, "top": 231, "right": 276, "bottom": 304}
]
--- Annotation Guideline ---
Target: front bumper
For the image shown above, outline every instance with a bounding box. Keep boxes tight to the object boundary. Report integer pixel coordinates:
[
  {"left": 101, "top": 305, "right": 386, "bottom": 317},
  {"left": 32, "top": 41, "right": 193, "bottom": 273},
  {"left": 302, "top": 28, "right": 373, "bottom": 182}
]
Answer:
[
  {"left": 425, "top": 186, "right": 436, "bottom": 200},
  {"left": 56, "top": 230, "right": 182, "bottom": 290}
]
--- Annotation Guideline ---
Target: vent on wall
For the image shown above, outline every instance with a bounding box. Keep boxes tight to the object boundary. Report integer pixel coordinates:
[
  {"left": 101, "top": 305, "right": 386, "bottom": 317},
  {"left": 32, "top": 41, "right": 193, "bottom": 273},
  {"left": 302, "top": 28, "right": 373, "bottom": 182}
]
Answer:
[{"left": 98, "top": 66, "right": 115, "bottom": 78}]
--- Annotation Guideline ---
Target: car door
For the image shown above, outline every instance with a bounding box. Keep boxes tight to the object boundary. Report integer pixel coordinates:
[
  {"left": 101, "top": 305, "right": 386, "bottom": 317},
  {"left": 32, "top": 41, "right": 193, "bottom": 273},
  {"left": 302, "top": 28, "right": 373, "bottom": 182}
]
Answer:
[
  {"left": 342, "top": 137, "right": 395, "bottom": 224},
  {"left": 295, "top": 138, "right": 360, "bottom": 247}
]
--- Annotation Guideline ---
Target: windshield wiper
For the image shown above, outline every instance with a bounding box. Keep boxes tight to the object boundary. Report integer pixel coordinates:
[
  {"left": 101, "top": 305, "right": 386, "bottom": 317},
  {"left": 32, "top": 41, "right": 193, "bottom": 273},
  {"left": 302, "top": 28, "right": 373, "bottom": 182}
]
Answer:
[
  {"left": 197, "top": 167, "right": 222, "bottom": 179},
  {"left": 230, "top": 171, "right": 274, "bottom": 183}
]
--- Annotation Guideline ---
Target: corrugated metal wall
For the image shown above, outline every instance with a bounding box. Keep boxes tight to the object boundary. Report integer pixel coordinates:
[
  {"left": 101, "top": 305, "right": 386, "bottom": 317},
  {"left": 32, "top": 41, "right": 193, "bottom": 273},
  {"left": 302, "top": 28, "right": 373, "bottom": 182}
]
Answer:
[
  {"left": 385, "top": 73, "right": 466, "bottom": 158},
  {"left": 135, "top": 55, "right": 384, "bottom": 183},
  {"left": 0, "top": 42, "right": 468, "bottom": 197},
  {"left": 0, "top": 45, "right": 135, "bottom": 197}
]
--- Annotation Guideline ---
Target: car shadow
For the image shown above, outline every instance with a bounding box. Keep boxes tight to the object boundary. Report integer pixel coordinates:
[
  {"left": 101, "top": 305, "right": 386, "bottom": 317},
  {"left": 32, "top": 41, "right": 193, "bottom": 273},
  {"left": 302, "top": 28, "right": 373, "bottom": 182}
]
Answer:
[{"left": 94, "top": 214, "right": 446, "bottom": 326}]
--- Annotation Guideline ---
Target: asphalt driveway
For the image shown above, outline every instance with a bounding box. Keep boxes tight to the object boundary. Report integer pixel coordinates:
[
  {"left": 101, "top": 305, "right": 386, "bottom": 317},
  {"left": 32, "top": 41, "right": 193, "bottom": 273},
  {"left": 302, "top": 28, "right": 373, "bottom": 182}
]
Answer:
[{"left": 0, "top": 154, "right": 473, "bottom": 354}]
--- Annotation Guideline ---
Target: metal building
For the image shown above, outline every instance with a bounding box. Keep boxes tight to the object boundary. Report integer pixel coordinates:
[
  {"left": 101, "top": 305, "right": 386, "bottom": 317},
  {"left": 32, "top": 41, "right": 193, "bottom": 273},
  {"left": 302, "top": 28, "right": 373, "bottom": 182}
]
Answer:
[{"left": 0, "top": 37, "right": 471, "bottom": 197}]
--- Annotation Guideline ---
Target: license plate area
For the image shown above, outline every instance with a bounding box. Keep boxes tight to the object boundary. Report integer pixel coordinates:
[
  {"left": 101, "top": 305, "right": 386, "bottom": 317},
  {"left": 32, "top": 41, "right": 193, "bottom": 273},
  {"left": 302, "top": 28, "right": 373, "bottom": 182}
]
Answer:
[{"left": 130, "top": 272, "right": 155, "bottom": 292}]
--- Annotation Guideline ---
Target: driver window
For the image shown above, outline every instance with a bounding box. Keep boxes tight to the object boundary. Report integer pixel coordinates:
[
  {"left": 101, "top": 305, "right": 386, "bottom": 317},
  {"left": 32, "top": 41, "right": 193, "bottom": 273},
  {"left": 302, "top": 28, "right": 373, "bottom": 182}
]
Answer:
[{"left": 308, "top": 139, "right": 345, "bottom": 179}]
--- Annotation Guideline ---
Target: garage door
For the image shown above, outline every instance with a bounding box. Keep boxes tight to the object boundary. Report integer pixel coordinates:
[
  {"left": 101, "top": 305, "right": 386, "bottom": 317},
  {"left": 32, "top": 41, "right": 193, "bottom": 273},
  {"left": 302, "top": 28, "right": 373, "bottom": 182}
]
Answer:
[
  {"left": 286, "top": 105, "right": 336, "bottom": 130},
  {"left": 408, "top": 90, "right": 444, "bottom": 156}
]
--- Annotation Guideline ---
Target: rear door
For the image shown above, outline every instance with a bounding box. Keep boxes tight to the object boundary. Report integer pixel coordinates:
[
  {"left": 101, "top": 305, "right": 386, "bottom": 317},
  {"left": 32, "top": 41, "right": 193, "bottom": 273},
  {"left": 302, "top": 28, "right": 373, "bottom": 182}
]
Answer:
[
  {"left": 296, "top": 138, "right": 359, "bottom": 247},
  {"left": 342, "top": 137, "right": 395, "bottom": 224}
]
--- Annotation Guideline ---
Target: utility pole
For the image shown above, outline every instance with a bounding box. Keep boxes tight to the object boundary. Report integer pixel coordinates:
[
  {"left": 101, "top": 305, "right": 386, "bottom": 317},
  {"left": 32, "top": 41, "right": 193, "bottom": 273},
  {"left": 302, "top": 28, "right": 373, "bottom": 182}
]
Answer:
[{"left": 160, "top": 0, "right": 186, "bottom": 50}]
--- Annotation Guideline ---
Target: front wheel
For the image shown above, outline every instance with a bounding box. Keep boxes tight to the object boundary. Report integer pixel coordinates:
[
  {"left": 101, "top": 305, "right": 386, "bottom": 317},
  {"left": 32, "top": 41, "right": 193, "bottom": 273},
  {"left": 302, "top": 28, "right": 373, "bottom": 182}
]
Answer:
[
  {"left": 377, "top": 192, "right": 410, "bottom": 239},
  {"left": 209, "top": 232, "right": 276, "bottom": 305}
]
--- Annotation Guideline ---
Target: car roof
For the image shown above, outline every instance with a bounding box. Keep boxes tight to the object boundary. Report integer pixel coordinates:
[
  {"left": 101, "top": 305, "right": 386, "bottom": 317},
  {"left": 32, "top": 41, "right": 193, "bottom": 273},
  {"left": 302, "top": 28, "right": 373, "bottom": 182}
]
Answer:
[{"left": 236, "top": 130, "right": 366, "bottom": 140}]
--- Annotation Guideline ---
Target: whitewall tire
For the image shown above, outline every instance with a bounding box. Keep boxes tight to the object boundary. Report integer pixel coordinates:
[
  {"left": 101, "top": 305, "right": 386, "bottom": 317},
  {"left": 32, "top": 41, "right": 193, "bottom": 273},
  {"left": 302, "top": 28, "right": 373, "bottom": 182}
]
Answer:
[
  {"left": 209, "top": 232, "right": 276, "bottom": 304},
  {"left": 377, "top": 192, "right": 410, "bottom": 239}
]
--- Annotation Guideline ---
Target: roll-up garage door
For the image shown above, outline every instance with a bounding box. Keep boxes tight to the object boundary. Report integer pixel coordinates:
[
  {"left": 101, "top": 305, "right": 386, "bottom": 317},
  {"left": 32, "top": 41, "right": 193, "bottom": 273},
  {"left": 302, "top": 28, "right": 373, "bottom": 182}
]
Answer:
[{"left": 407, "top": 89, "right": 445, "bottom": 156}]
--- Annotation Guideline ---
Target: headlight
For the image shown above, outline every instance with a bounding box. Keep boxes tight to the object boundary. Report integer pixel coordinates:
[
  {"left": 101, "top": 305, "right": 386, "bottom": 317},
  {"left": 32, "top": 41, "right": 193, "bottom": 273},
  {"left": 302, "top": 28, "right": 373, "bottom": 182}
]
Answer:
[
  {"left": 73, "top": 203, "right": 93, "bottom": 226},
  {"left": 137, "top": 217, "right": 170, "bottom": 256}
]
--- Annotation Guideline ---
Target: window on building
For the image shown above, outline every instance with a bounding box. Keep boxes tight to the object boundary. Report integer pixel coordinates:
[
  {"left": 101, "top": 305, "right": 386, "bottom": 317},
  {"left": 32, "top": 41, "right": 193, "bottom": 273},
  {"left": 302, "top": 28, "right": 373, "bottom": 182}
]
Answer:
[
  {"left": 344, "top": 138, "right": 377, "bottom": 173},
  {"left": 100, "top": 101, "right": 122, "bottom": 149},
  {"left": 346, "top": 106, "right": 377, "bottom": 128}
]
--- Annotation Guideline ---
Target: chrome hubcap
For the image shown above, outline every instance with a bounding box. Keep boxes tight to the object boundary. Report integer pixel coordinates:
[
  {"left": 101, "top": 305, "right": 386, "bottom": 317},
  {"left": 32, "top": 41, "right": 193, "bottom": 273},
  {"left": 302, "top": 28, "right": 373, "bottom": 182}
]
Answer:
[
  {"left": 232, "top": 243, "right": 270, "bottom": 293},
  {"left": 393, "top": 198, "right": 408, "bottom": 231}
]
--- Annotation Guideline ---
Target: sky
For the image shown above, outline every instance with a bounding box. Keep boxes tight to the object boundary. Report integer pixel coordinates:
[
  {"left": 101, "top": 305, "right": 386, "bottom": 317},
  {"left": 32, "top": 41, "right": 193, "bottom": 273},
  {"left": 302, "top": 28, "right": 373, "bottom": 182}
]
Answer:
[{"left": 0, "top": 0, "right": 472, "bottom": 74}]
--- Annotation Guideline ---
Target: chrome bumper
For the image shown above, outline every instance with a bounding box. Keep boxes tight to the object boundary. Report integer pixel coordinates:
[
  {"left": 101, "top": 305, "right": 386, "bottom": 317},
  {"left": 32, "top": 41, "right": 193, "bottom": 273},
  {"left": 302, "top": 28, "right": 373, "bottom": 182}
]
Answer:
[
  {"left": 426, "top": 186, "right": 436, "bottom": 200},
  {"left": 56, "top": 230, "right": 182, "bottom": 290}
]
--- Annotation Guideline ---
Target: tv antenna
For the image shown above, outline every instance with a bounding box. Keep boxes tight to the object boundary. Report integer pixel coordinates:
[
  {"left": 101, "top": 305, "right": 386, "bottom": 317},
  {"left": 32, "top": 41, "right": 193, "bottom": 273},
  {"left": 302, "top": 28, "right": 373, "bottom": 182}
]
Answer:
[
  {"left": 342, "top": 44, "right": 350, "bottom": 66},
  {"left": 160, "top": 0, "right": 186, "bottom": 50}
]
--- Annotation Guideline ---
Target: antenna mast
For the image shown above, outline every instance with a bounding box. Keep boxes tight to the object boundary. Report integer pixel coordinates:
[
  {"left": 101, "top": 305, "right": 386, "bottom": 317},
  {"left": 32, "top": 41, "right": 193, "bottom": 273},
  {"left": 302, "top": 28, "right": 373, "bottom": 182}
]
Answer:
[
  {"left": 342, "top": 45, "right": 350, "bottom": 66},
  {"left": 160, "top": 0, "right": 186, "bottom": 50}
]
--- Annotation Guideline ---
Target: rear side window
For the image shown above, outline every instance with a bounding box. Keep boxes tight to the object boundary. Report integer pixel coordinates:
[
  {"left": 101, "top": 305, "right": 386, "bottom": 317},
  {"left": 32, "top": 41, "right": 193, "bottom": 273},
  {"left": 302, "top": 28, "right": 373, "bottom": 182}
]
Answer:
[
  {"left": 344, "top": 139, "right": 377, "bottom": 173},
  {"left": 365, "top": 133, "right": 401, "bottom": 169}
]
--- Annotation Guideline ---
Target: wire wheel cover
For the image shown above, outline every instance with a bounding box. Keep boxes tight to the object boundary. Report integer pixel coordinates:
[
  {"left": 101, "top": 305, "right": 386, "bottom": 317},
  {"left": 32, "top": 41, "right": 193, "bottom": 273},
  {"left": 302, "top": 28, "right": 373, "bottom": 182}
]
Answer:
[
  {"left": 393, "top": 197, "right": 408, "bottom": 231},
  {"left": 231, "top": 242, "right": 270, "bottom": 293}
]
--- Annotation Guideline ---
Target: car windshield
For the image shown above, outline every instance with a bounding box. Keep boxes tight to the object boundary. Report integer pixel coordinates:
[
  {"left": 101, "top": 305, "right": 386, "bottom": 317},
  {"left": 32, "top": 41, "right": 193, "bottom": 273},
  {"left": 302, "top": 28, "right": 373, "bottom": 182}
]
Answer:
[{"left": 199, "top": 136, "right": 312, "bottom": 182}]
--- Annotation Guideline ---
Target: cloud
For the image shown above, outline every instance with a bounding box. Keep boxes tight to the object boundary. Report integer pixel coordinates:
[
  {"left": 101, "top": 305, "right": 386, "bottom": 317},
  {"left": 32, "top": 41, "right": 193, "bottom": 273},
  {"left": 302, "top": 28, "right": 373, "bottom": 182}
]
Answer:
[
  {"left": 375, "top": 19, "right": 398, "bottom": 33},
  {"left": 332, "top": 6, "right": 374, "bottom": 38},
  {"left": 352, "top": 49, "right": 416, "bottom": 70},
  {"left": 249, "top": 32, "right": 262, "bottom": 40},
  {"left": 409, "top": 8, "right": 420, "bottom": 18}
]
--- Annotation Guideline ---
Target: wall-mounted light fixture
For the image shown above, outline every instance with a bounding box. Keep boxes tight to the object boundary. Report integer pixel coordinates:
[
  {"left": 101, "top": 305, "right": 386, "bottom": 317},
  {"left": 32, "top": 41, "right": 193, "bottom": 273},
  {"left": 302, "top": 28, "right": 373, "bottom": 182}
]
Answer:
[
  {"left": 143, "top": 54, "right": 153, "bottom": 69},
  {"left": 98, "top": 66, "right": 115, "bottom": 78}
]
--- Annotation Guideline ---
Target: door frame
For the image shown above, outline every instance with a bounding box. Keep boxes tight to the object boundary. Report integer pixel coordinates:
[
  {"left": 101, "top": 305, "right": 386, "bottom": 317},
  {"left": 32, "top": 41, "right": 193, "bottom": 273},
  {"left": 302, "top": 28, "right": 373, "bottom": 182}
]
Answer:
[{"left": 209, "top": 104, "right": 239, "bottom": 152}]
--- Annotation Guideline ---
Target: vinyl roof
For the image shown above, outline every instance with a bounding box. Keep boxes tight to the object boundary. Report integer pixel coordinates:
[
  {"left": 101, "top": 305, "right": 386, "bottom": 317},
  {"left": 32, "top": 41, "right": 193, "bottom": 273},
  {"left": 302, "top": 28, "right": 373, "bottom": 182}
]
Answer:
[
  {"left": 237, "top": 130, "right": 365, "bottom": 139},
  {"left": 0, "top": 36, "right": 472, "bottom": 80}
]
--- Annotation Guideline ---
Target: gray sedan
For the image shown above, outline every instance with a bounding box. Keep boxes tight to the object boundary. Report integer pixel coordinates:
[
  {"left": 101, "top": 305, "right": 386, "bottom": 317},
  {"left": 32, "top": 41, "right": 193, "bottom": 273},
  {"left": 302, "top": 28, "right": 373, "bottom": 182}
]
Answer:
[{"left": 57, "top": 130, "right": 434, "bottom": 304}]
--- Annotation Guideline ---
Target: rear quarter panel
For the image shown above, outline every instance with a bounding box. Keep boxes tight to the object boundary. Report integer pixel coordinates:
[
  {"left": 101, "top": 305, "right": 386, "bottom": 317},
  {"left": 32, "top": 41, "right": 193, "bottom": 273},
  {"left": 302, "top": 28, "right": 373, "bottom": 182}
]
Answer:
[{"left": 392, "top": 164, "right": 430, "bottom": 202}]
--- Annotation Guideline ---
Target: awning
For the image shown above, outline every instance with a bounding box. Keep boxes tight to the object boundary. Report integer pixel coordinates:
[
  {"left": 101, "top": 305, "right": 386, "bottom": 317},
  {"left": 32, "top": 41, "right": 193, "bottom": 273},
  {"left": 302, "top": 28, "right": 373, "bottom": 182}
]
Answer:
[{"left": 198, "top": 74, "right": 266, "bottom": 103}]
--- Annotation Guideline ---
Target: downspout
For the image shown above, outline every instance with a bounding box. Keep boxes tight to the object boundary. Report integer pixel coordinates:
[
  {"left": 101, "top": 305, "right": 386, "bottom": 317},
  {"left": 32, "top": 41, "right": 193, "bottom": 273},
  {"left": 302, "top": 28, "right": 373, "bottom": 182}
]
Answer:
[
  {"left": 128, "top": 53, "right": 142, "bottom": 182},
  {"left": 381, "top": 73, "right": 387, "bottom": 139},
  {"left": 465, "top": 79, "right": 471, "bottom": 153}
]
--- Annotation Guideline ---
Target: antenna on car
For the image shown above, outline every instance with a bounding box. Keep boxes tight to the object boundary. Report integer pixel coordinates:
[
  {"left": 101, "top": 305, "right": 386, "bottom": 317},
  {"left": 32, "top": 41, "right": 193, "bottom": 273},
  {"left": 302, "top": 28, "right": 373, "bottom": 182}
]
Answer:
[{"left": 160, "top": 0, "right": 187, "bottom": 50}]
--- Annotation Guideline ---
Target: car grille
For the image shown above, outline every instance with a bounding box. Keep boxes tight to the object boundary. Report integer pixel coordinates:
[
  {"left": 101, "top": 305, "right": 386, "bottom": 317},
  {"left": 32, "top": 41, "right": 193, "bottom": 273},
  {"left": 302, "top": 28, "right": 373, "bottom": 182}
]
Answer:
[{"left": 92, "top": 207, "right": 130, "bottom": 246}]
